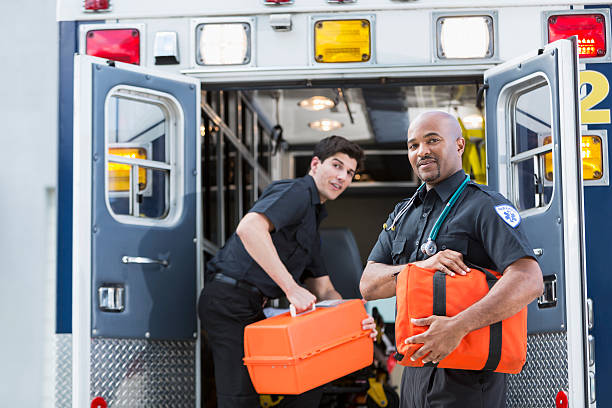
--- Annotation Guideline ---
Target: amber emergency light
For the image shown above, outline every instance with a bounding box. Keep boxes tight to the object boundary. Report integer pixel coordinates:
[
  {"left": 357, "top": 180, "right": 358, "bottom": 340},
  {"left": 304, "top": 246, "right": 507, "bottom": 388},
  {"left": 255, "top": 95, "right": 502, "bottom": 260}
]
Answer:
[
  {"left": 544, "top": 135, "right": 603, "bottom": 181},
  {"left": 86, "top": 29, "right": 141, "bottom": 65},
  {"left": 314, "top": 20, "right": 371, "bottom": 63},
  {"left": 548, "top": 13, "right": 606, "bottom": 58},
  {"left": 108, "top": 148, "right": 148, "bottom": 192}
]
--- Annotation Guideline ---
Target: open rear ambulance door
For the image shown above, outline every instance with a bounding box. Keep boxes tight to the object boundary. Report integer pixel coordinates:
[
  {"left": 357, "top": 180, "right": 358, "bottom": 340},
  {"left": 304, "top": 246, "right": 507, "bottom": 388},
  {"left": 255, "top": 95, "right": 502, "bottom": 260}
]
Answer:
[
  {"left": 484, "top": 37, "right": 593, "bottom": 407},
  {"left": 72, "top": 54, "right": 201, "bottom": 408}
]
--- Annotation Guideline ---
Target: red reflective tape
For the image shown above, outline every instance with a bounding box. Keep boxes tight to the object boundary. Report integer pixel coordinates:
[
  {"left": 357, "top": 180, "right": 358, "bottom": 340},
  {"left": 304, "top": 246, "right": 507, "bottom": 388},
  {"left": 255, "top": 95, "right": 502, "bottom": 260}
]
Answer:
[{"left": 91, "top": 396, "right": 108, "bottom": 408}]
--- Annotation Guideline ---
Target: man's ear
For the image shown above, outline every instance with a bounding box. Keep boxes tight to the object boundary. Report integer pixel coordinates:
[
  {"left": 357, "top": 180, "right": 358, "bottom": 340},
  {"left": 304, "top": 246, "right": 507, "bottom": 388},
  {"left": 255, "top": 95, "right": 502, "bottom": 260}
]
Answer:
[
  {"left": 456, "top": 137, "right": 466, "bottom": 156},
  {"left": 309, "top": 156, "right": 322, "bottom": 174}
]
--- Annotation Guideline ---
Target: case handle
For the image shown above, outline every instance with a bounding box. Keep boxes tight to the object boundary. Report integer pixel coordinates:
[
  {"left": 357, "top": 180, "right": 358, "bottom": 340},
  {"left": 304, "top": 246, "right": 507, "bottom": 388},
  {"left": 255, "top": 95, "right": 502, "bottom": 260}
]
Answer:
[{"left": 289, "top": 303, "right": 316, "bottom": 317}]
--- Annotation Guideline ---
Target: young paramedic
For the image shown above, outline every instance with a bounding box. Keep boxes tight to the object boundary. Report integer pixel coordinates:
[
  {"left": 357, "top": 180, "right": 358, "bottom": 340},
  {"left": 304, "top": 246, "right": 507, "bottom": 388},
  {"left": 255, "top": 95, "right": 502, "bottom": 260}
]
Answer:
[
  {"left": 199, "top": 135, "right": 376, "bottom": 408},
  {"left": 360, "top": 111, "right": 544, "bottom": 408}
]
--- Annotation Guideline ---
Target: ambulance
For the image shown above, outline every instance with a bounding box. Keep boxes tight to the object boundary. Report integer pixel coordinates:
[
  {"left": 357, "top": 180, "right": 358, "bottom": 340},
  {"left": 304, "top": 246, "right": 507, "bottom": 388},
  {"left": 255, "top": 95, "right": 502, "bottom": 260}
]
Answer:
[{"left": 48, "top": 0, "right": 612, "bottom": 407}]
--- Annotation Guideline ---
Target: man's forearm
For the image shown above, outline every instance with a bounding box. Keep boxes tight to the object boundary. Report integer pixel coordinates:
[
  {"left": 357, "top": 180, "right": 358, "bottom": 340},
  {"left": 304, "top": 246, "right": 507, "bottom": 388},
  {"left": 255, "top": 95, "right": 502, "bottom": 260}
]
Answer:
[
  {"left": 236, "top": 214, "right": 298, "bottom": 293},
  {"left": 360, "top": 261, "right": 405, "bottom": 300},
  {"left": 451, "top": 258, "right": 544, "bottom": 335}
]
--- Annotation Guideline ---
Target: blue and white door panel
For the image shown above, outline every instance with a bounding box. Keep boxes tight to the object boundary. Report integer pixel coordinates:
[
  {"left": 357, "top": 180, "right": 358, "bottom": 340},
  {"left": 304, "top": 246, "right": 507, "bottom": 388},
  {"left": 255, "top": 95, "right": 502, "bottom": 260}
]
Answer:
[
  {"left": 73, "top": 54, "right": 201, "bottom": 408},
  {"left": 485, "top": 38, "right": 591, "bottom": 408}
]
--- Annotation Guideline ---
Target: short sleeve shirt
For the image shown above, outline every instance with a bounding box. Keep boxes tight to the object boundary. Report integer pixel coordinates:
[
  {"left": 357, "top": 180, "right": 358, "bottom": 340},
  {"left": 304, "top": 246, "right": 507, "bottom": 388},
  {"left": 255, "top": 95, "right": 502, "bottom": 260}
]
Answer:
[
  {"left": 368, "top": 170, "right": 536, "bottom": 272},
  {"left": 206, "top": 175, "right": 328, "bottom": 298}
]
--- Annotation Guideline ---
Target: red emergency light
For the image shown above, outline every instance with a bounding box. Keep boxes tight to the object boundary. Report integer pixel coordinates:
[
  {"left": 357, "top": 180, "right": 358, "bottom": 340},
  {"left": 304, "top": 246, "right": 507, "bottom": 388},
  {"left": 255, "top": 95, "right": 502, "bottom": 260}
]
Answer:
[
  {"left": 84, "top": 0, "right": 110, "bottom": 11},
  {"left": 86, "top": 29, "right": 140, "bottom": 65},
  {"left": 263, "top": 0, "right": 293, "bottom": 4},
  {"left": 548, "top": 13, "right": 607, "bottom": 58}
]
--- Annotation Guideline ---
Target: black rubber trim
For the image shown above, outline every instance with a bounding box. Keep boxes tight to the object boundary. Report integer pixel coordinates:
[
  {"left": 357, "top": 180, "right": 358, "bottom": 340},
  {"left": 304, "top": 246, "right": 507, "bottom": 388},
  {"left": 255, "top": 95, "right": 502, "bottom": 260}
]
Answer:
[{"left": 433, "top": 271, "right": 446, "bottom": 316}]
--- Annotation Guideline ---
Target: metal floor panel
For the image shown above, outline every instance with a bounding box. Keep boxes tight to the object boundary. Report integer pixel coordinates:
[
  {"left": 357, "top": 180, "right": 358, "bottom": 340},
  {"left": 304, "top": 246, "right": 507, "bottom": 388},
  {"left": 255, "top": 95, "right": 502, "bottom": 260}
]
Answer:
[
  {"left": 506, "top": 331, "right": 568, "bottom": 408},
  {"left": 91, "top": 338, "right": 196, "bottom": 408}
]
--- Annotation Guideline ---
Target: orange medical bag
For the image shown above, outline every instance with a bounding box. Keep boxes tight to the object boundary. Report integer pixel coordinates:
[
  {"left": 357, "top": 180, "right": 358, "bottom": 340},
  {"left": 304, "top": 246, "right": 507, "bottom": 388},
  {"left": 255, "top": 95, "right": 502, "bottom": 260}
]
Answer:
[
  {"left": 243, "top": 299, "right": 373, "bottom": 394},
  {"left": 395, "top": 263, "right": 527, "bottom": 374}
]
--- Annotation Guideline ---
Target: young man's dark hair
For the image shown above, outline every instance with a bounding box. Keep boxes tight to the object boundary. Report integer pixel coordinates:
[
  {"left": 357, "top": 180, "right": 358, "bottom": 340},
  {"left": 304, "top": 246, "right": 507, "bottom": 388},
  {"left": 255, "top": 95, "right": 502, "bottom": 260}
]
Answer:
[{"left": 313, "top": 135, "right": 365, "bottom": 171}]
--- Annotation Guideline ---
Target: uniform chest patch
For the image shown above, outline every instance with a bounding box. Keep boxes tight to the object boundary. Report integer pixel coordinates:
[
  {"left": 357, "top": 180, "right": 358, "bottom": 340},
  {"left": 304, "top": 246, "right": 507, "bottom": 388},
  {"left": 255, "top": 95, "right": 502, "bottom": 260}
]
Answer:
[{"left": 494, "top": 204, "right": 521, "bottom": 228}]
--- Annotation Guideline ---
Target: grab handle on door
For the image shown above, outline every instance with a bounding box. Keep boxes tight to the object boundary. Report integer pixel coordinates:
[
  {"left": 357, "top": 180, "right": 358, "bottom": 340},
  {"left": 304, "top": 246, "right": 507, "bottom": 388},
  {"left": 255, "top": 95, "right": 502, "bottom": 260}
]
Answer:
[{"left": 122, "top": 256, "right": 169, "bottom": 267}]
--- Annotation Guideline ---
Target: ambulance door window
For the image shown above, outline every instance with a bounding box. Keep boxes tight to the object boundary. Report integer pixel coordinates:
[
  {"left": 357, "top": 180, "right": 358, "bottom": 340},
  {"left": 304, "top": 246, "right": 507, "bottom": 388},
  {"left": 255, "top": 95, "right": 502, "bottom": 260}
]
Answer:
[
  {"left": 510, "top": 79, "right": 554, "bottom": 212},
  {"left": 105, "top": 87, "right": 181, "bottom": 221}
]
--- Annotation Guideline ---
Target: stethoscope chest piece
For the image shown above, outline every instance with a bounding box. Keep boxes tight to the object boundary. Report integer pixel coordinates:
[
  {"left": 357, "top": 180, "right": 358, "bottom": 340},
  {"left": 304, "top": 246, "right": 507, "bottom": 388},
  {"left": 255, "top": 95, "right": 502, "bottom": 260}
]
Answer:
[{"left": 420, "top": 239, "right": 438, "bottom": 257}]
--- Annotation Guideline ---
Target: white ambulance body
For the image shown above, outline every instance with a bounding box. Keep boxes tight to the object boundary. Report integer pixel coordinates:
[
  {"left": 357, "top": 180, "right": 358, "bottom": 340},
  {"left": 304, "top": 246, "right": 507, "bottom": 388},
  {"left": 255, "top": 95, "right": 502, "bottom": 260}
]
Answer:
[{"left": 4, "top": 0, "right": 610, "bottom": 407}]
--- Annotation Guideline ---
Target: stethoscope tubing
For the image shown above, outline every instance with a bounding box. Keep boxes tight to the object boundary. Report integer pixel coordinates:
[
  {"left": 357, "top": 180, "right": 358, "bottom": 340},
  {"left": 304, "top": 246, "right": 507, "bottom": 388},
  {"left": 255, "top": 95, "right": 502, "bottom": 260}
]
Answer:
[{"left": 385, "top": 175, "right": 471, "bottom": 256}]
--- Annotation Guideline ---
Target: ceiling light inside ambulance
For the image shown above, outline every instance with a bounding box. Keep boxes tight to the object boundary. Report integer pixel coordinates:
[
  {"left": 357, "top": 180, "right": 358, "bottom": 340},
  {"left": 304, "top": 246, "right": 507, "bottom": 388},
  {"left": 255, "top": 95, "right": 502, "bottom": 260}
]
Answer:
[
  {"left": 437, "top": 16, "right": 493, "bottom": 59},
  {"left": 547, "top": 13, "right": 606, "bottom": 58},
  {"left": 314, "top": 19, "right": 371, "bottom": 63},
  {"left": 197, "top": 23, "right": 250, "bottom": 65},
  {"left": 298, "top": 96, "right": 336, "bottom": 111},
  {"left": 86, "top": 29, "right": 140, "bottom": 65},
  {"left": 264, "top": 0, "right": 293, "bottom": 4},
  {"left": 309, "top": 119, "right": 343, "bottom": 132}
]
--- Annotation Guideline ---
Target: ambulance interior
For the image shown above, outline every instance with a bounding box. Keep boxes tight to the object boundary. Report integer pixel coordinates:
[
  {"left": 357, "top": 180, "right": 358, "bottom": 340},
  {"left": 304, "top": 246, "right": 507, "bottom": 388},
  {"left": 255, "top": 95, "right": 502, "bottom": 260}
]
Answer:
[{"left": 200, "top": 82, "right": 485, "bottom": 276}]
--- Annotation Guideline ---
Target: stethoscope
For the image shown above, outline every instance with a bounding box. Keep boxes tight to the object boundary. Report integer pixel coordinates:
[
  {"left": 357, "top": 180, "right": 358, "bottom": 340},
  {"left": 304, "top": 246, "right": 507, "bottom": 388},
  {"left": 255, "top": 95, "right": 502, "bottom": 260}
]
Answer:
[{"left": 383, "top": 175, "right": 471, "bottom": 257}]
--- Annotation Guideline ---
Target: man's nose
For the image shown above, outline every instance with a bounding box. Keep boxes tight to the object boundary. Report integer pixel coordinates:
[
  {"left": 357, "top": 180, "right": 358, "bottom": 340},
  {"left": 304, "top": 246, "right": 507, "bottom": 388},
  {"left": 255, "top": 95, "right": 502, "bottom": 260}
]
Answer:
[
  {"left": 417, "top": 143, "right": 431, "bottom": 156},
  {"left": 336, "top": 169, "right": 348, "bottom": 181}
]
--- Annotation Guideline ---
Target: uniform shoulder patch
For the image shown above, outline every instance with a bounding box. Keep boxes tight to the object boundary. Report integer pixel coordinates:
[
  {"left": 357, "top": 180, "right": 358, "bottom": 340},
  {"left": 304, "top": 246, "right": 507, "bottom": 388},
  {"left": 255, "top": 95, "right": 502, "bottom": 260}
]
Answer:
[{"left": 494, "top": 204, "right": 521, "bottom": 228}]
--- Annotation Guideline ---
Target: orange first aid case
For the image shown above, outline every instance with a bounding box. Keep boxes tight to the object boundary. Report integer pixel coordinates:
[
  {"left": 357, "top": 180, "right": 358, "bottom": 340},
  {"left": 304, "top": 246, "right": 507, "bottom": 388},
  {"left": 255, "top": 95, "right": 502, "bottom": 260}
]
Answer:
[
  {"left": 395, "top": 263, "right": 527, "bottom": 374},
  {"left": 243, "top": 299, "right": 373, "bottom": 394}
]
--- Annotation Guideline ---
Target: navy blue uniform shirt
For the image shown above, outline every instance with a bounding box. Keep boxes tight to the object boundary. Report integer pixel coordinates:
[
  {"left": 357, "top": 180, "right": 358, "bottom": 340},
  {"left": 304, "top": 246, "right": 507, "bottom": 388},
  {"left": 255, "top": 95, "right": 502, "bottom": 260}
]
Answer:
[
  {"left": 368, "top": 169, "right": 535, "bottom": 272},
  {"left": 206, "top": 174, "right": 328, "bottom": 298}
]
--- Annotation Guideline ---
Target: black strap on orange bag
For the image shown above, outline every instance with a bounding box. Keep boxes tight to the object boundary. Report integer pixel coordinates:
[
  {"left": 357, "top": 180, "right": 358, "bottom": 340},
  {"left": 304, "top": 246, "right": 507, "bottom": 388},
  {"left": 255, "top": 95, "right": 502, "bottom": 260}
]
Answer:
[{"left": 395, "top": 264, "right": 503, "bottom": 371}]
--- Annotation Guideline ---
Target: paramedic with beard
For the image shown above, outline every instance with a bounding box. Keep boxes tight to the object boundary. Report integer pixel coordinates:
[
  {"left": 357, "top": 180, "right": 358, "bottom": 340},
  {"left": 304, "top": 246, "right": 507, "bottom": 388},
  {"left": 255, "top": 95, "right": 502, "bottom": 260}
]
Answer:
[{"left": 360, "top": 111, "right": 543, "bottom": 408}]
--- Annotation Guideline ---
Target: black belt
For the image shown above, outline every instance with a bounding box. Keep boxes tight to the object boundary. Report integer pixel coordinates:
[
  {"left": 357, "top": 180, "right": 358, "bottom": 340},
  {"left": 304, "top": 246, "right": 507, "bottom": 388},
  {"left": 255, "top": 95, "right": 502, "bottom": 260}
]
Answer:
[{"left": 212, "top": 273, "right": 262, "bottom": 295}]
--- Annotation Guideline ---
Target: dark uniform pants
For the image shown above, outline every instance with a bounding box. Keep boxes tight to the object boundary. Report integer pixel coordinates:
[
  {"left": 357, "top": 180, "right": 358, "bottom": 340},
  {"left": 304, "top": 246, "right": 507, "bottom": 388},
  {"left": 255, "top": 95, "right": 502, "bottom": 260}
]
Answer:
[
  {"left": 400, "top": 366, "right": 507, "bottom": 408},
  {"left": 199, "top": 278, "right": 323, "bottom": 408}
]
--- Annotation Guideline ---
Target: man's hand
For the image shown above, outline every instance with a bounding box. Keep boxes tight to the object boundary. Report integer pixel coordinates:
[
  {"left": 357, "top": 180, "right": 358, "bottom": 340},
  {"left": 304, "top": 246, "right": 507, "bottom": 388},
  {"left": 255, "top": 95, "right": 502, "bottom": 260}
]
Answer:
[
  {"left": 361, "top": 315, "right": 378, "bottom": 339},
  {"left": 413, "top": 249, "right": 470, "bottom": 277},
  {"left": 286, "top": 284, "right": 317, "bottom": 313},
  {"left": 404, "top": 315, "right": 467, "bottom": 364}
]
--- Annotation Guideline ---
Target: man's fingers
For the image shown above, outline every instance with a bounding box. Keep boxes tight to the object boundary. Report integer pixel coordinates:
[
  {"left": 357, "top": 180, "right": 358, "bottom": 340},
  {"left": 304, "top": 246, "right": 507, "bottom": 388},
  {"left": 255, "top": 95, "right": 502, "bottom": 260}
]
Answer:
[
  {"left": 445, "top": 259, "right": 466, "bottom": 276},
  {"left": 410, "top": 316, "right": 433, "bottom": 327},
  {"left": 369, "top": 328, "right": 378, "bottom": 339},
  {"left": 438, "top": 264, "right": 455, "bottom": 277},
  {"left": 410, "top": 345, "right": 430, "bottom": 361},
  {"left": 445, "top": 250, "right": 470, "bottom": 274}
]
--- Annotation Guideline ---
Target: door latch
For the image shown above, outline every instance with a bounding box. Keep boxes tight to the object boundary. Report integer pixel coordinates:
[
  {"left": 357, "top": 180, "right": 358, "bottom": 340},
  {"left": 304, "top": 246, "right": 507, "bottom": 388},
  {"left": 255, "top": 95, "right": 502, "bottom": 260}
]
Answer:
[
  {"left": 538, "top": 274, "right": 557, "bottom": 308},
  {"left": 98, "top": 285, "right": 125, "bottom": 312}
]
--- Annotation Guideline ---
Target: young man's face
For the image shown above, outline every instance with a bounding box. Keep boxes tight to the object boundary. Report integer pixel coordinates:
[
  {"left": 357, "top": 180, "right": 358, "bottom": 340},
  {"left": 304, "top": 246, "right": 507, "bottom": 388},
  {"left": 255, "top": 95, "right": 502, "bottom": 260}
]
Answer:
[
  {"left": 407, "top": 115, "right": 465, "bottom": 188},
  {"left": 309, "top": 152, "right": 357, "bottom": 203}
]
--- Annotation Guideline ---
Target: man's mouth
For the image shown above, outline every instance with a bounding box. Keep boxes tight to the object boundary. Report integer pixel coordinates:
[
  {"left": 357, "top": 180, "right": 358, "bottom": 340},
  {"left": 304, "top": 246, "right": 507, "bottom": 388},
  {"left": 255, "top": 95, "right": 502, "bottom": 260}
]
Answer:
[
  {"left": 418, "top": 158, "right": 437, "bottom": 168},
  {"left": 330, "top": 181, "right": 342, "bottom": 191}
]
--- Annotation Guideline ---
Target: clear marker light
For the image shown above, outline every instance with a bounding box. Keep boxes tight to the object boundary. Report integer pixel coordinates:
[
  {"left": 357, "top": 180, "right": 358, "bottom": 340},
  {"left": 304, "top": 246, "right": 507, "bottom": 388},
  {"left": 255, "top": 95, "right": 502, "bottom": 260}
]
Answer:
[
  {"left": 198, "top": 23, "right": 249, "bottom": 65},
  {"left": 438, "top": 16, "right": 492, "bottom": 59}
]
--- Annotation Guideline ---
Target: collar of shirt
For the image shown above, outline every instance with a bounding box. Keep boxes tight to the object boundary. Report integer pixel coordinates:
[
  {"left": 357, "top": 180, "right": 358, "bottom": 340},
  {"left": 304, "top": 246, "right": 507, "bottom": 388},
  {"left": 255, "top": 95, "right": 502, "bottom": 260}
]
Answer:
[
  {"left": 305, "top": 174, "right": 328, "bottom": 221},
  {"left": 416, "top": 169, "right": 467, "bottom": 205}
]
